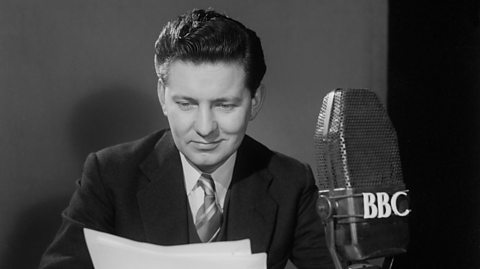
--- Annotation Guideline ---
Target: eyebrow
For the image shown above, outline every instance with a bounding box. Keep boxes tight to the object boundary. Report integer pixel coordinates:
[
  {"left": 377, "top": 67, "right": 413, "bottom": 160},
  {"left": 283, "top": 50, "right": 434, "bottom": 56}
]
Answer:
[
  {"left": 213, "top": 97, "right": 243, "bottom": 103},
  {"left": 172, "top": 96, "right": 197, "bottom": 102},
  {"left": 172, "top": 95, "right": 244, "bottom": 103}
]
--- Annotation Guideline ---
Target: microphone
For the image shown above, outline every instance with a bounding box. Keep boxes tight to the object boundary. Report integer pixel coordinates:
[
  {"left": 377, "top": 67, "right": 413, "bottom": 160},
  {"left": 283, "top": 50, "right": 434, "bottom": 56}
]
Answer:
[{"left": 314, "top": 89, "right": 410, "bottom": 269}]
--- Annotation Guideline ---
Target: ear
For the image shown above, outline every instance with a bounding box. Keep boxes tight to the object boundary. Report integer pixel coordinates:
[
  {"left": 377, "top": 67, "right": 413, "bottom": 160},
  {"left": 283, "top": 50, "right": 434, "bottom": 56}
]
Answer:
[
  {"left": 249, "top": 84, "right": 266, "bottom": 121},
  {"left": 157, "top": 79, "right": 168, "bottom": 116}
]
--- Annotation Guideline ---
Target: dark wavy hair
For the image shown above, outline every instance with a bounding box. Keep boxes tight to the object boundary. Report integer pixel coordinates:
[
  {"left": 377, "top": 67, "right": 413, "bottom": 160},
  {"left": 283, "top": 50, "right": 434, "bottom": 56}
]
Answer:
[{"left": 154, "top": 8, "right": 266, "bottom": 96}]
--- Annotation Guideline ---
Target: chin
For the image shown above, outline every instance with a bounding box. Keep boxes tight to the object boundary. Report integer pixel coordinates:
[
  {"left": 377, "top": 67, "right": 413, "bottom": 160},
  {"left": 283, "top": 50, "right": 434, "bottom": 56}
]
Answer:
[
  {"left": 187, "top": 154, "right": 215, "bottom": 165},
  {"left": 197, "top": 158, "right": 221, "bottom": 168},
  {"left": 191, "top": 155, "right": 226, "bottom": 172}
]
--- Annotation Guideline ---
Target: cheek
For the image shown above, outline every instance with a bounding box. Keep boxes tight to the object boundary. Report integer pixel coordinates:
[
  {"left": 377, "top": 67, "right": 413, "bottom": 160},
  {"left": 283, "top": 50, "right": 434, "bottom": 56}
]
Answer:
[
  {"left": 217, "top": 110, "right": 250, "bottom": 134},
  {"left": 167, "top": 110, "right": 193, "bottom": 135}
]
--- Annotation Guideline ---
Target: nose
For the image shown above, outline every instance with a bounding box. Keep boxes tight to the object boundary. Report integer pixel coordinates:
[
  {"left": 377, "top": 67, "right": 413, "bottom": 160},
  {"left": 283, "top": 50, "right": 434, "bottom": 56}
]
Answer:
[{"left": 194, "top": 106, "right": 218, "bottom": 138}]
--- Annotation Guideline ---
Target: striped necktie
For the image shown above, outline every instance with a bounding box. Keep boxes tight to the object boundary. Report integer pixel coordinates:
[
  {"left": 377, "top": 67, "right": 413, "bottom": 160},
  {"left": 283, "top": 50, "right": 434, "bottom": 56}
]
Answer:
[{"left": 195, "top": 173, "right": 223, "bottom": 243}]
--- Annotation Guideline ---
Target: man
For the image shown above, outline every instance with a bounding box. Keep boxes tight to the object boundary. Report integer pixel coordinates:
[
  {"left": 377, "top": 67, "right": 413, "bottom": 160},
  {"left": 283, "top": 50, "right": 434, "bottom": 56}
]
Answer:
[{"left": 39, "top": 8, "right": 332, "bottom": 269}]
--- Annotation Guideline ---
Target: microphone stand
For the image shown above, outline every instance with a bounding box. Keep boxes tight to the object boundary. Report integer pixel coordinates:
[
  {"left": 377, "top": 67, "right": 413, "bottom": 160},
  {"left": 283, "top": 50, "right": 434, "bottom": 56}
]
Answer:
[
  {"left": 320, "top": 192, "right": 395, "bottom": 269},
  {"left": 325, "top": 218, "right": 395, "bottom": 269}
]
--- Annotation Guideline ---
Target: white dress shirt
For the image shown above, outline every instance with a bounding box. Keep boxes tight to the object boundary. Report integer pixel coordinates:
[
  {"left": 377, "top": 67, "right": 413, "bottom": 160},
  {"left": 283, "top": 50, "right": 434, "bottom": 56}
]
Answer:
[{"left": 180, "top": 152, "right": 236, "bottom": 220}]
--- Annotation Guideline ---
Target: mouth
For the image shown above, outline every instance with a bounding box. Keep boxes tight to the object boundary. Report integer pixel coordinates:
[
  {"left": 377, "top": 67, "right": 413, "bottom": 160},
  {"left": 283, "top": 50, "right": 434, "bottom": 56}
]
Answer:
[{"left": 190, "top": 140, "right": 222, "bottom": 150}]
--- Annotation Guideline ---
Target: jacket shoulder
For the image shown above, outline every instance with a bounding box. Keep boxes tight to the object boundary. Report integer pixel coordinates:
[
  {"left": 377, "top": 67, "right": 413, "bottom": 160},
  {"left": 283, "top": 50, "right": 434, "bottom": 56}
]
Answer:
[
  {"left": 94, "top": 129, "right": 167, "bottom": 166},
  {"left": 269, "top": 151, "right": 313, "bottom": 187},
  {"left": 242, "top": 135, "right": 313, "bottom": 182}
]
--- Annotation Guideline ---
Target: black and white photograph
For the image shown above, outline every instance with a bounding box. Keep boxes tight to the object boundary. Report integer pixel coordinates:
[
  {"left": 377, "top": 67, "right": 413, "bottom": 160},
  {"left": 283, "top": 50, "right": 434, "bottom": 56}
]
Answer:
[{"left": 0, "top": 1, "right": 478, "bottom": 269}]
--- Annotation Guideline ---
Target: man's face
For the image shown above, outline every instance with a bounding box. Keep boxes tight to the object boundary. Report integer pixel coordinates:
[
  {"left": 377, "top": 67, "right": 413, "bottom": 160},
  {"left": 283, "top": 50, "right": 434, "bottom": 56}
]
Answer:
[{"left": 158, "top": 60, "right": 264, "bottom": 173}]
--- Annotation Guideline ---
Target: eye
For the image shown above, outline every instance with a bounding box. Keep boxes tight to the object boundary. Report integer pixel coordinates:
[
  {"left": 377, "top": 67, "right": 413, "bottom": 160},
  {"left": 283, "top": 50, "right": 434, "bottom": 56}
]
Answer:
[
  {"left": 216, "top": 103, "right": 236, "bottom": 111},
  {"left": 176, "top": 101, "right": 195, "bottom": 111}
]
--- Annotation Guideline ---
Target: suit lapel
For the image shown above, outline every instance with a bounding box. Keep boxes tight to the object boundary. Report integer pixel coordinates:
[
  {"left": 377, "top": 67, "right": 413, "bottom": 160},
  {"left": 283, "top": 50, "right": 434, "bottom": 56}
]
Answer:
[
  {"left": 137, "top": 132, "right": 190, "bottom": 245},
  {"left": 135, "top": 132, "right": 278, "bottom": 251},
  {"left": 226, "top": 136, "right": 278, "bottom": 253}
]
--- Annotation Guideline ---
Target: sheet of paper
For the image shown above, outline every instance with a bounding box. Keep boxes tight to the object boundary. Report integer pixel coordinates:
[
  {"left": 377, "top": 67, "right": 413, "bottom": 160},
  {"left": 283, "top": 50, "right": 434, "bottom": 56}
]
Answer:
[{"left": 84, "top": 228, "right": 267, "bottom": 269}]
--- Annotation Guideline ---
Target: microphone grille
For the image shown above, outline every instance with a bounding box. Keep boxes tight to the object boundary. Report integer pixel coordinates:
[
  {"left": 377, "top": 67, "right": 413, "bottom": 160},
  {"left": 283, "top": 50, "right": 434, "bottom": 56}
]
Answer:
[{"left": 314, "top": 89, "right": 404, "bottom": 190}]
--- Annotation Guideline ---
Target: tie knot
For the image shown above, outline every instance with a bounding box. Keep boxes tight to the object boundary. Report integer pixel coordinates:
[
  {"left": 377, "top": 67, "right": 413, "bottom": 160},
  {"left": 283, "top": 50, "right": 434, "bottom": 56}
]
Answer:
[{"left": 198, "top": 173, "right": 215, "bottom": 196}]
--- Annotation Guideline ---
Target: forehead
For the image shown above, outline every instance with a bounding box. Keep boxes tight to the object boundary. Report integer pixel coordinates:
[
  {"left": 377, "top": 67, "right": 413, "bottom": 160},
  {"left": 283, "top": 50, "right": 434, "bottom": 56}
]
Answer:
[
  {"left": 168, "top": 60, "right": 245, "bottom": 80},
  {"left": 166, "top": 60, "right": 248, "bottom": 96}
]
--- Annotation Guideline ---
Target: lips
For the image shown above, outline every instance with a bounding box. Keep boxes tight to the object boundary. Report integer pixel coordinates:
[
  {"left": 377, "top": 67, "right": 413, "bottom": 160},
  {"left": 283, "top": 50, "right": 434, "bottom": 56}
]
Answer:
[{"left": 191, "top": 140, "right": 222, "bottom": 150}]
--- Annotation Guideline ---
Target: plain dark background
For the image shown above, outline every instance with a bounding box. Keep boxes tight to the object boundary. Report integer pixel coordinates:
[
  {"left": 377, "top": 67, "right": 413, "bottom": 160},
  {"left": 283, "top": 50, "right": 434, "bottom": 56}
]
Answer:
[
  {"left": 0, "top": 1, "right": 478, "bottom": 269},
  {"left": 388, "top": 1, "right": 480, "bottom": 268}
]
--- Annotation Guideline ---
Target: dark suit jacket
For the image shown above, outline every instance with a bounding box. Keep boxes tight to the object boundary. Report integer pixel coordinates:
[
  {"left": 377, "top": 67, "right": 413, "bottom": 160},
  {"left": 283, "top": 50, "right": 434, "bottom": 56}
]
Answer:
[{"left": 39, "top": 130, "right": 332, "bottom": 269}]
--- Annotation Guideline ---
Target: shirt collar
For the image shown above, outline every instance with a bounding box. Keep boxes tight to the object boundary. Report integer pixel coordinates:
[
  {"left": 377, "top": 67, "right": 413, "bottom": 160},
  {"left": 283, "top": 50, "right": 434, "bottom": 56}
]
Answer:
[{"left": 181, "top": 152, "right": 236, "bottom": 196}]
